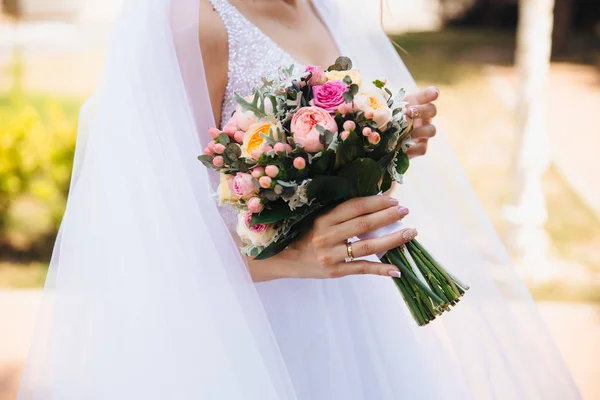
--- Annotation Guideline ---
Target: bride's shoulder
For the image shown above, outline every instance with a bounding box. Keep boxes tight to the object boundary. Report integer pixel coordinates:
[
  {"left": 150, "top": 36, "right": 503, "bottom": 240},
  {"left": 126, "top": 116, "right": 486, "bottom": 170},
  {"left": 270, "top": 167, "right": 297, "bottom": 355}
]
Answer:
[
  {"left": 198, "top": 0, "right": 228, "bottom": 125},
  {"left": 198, "top": 0, "right": 227, "bottom": 50}
]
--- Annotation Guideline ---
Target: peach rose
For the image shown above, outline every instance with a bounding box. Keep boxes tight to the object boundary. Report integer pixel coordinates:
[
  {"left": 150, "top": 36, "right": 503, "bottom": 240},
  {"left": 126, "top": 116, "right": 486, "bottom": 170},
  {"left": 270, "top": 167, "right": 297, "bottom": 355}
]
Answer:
[
  {"left": 353, "top": 86, "right": 393, "bottom": 128},
  {"left": 290, "top": 106, "right": 338, "bottom": 153},
  {"left": 325, "top": 69, "right": 362, "bottom": 87}
]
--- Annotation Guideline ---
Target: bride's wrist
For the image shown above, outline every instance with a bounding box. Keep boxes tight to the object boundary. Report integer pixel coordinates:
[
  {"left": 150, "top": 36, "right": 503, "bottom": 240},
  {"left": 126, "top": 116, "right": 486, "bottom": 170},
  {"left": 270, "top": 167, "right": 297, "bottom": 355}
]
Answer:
[{"left": 247, "top": 249, "right": 301, "bottom": 282}]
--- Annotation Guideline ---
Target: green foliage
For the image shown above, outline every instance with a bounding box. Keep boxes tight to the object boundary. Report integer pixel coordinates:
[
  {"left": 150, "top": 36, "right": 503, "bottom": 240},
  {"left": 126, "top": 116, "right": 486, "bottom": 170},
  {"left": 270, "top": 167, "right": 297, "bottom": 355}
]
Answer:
[{"left": 0, "top": 89, "right": 80, "bottom": 257}]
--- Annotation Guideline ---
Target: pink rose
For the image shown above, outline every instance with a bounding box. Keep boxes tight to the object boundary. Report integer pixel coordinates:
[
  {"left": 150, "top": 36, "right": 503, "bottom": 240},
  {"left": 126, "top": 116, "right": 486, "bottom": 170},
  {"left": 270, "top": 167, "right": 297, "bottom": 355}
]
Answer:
[
  {"left": 290, "top": 106, "right": 338, "bottom": 153},
  {"left": 305, "top": 65, "right": 326, "bottom": 86},
  {"left": 247, "top": 197, "right": 264, "bottom": 214},
  {"left": 232, "top": 173, "right": 256, "bottom": 199},
  {"left": 244, "top": 212, "right": 269, "bottom": 233},
  {"left": 312, "top": 81, "right": 348, "bottom": 114}
]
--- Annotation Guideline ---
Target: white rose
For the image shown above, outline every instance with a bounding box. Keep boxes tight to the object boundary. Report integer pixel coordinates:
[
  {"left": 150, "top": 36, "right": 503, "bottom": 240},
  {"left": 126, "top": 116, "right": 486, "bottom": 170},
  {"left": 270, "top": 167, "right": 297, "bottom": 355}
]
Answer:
[
  {"left": 236, "top": 212, "right": 277, "bottom": 248},
  {"left": 354, "top": 86, "right": 393, "bottom": 129}
]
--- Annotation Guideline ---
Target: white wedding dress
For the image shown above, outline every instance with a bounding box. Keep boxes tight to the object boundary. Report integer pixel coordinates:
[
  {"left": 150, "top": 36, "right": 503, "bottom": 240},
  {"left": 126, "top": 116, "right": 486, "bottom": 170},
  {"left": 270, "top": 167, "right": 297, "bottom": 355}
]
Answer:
[{"left": 18, "top": 0, "right": 580, "bottom": 399}]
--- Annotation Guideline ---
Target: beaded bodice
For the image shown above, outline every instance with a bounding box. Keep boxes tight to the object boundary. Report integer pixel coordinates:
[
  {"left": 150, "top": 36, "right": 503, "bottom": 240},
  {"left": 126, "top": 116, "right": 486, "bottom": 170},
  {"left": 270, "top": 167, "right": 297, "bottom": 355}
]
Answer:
[{"left": 209, "top": 0, "right": 303, "bottom": 128}]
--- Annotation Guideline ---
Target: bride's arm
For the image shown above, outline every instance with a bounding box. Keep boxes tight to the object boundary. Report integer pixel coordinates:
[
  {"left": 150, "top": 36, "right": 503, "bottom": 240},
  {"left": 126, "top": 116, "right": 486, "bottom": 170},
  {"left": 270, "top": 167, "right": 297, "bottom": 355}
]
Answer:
[{"left": 198, "top": 0, "right": 229, "bottom": 127}]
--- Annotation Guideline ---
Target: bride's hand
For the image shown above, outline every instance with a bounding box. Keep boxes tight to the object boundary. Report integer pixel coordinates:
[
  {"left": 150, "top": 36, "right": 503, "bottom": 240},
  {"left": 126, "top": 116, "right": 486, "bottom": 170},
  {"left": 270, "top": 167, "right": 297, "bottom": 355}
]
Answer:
[
  {"left": 404, "top": 86, "right": 440, "bottom": 158},
  {"left": 248, "top": 195, "right": 418, "bottom": 282}
]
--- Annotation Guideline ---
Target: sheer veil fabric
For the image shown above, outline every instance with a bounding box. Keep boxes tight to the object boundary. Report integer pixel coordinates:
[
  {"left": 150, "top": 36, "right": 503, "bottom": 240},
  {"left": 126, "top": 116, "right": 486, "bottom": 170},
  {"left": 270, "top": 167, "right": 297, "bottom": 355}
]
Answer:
[{"left": 18, "top": 0, "right": 580, "bottom": 399}]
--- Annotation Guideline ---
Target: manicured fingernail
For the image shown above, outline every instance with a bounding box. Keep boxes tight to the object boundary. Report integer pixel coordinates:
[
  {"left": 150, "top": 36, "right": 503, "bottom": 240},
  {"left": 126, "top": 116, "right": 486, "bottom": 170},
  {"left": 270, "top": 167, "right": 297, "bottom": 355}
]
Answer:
[
  {"left": 388, "top": 270, "right": 401, "bottom": 278},
  {"left": 432, "top": 86, "right": 440, "bottom": 96},
  {"left": 409, "top": 106, "right": 419, "bottom": 118},
  {"left": 390, "top": 197, "right": 399, "bottom": 206},
  {"left": 398, "top": 206, "right": 409, "bottom": 218},
  {"left": 402, "top": 228, "right": 418, "bottom": 241}
]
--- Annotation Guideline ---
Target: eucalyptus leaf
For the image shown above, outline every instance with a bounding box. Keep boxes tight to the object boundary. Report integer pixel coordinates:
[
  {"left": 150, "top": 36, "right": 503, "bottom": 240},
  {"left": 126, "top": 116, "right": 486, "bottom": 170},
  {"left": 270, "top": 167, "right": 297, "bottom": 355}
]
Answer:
[
  {"left": 197, "top": 155, "right": 214, "bottom": 168},
  {"left": 335, "top": 56, "right": 352, "bottom": 70},
  {"left": 224, "top": 143, "right": 241, "bottom": 162},
  {"left": 217, "top": 133, "right": 230, "bottom": 145}
]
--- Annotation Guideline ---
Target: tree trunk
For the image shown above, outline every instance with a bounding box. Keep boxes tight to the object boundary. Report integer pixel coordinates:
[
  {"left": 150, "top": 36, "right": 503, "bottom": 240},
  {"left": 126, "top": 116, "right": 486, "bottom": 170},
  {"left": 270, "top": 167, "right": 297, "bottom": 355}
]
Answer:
[{"left": 504, "top": 0, "right": 555, "bottom": 279}]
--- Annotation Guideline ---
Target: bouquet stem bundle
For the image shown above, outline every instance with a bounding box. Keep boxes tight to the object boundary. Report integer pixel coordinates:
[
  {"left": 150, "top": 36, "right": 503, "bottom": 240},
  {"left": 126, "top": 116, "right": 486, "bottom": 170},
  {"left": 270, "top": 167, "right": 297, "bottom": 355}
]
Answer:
[{"left": 383, "top": 240, "right": 469, "bottom": 326}]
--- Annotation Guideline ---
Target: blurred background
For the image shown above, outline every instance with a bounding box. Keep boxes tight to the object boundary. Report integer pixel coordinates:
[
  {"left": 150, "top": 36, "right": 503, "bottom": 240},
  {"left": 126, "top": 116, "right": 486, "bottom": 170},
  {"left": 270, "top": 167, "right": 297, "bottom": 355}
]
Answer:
[{"left": 0, "top": 0, "right": 598, "bottom": 398}]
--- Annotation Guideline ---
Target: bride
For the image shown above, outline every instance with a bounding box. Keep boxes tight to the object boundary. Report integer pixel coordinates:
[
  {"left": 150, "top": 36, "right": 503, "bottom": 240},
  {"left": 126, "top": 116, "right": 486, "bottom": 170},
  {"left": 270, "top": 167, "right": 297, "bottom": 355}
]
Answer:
[{"left": 18, "top": 0, "right": 580, "bottom": 399}]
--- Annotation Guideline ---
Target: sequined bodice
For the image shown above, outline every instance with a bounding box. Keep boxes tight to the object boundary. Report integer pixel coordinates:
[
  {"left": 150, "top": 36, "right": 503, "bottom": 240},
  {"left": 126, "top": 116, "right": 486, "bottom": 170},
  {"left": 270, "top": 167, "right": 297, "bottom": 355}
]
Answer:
[{"left": 210, "top": 0, "right": 303, "bottom": 127}]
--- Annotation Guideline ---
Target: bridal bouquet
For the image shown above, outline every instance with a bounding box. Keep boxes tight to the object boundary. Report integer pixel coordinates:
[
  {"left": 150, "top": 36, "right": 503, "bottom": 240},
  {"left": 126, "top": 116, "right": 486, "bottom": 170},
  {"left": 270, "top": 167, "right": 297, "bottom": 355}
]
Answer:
[{"left": 199, "top": 57, "right": 468, "bottom": 326}]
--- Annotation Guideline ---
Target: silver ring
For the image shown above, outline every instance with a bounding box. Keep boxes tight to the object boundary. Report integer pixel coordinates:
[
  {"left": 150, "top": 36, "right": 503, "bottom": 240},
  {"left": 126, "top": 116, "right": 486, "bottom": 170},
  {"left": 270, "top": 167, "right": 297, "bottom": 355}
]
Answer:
[{"left": 345, "top": 240, "right": 354, "bottom": 263}]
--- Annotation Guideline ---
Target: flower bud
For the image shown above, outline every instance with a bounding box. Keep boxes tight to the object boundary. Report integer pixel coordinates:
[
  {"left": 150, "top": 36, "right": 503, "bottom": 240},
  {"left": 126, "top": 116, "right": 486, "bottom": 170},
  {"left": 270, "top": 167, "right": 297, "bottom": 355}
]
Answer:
[
  {"left": 214, "top": 143, "right": 225, "bottom": 154},
  {"left": 251, "top": 167, "right": 264, "bottom": 179},
  {"left": 293, "top": 157, "right": 306, "bottom": 170},
  {"left": 343, "top": 120, "right": 356, "bottom": 131},
  {"left": 273, "top": 143, "right": 286, "bottom": 154},
  {"left": 234, "top": 130, "right": 245, "bottom": 143},
  {"left": 209, "top": 127, "right": 221, "bottom": 139},
  {"left": 368, "top": 131, "right": 381, "bottom": 145},
  {"left": 340, "top": 130, "right": 350, "bottom": 141},
  {"left": 213, "top": 156, "right": 224, "bottom": 167},
  {"left": 265, "top": 165, "right": 280, "bottom": 178},
  {"left": 259, "top": 176, "right": 272, "bottom": 188},
  {"left": 362, "top": 127, "right": 372, "bottom": 137}
]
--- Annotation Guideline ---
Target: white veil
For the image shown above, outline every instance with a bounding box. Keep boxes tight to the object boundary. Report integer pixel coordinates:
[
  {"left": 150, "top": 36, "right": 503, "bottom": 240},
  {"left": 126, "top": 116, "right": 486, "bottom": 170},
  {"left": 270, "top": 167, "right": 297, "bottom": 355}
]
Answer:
[{"left": 18, "top": 0, "right": 580, "bottom": 399}]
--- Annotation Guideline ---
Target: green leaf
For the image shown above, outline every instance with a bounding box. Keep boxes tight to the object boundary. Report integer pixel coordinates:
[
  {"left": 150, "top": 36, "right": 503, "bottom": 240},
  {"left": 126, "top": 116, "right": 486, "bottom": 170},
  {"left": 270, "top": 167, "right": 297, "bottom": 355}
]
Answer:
[
  {"left": 343, "top": 75, "right": 352, "bottom": 85},
  {"left": 380, "top": 173, "right": 393, "bottom": 193},
  {"left": 234, "top": 91, "right": 267, "bottom": 118},
  {"left": 337, "top": 158, "right": 383, "bottom": 197},
  {"left": 373, "top": 79, "right": 386, "bottom": 89},
  {"left": 343, "top": 92, "right": 354, "bottom": 103},
  {"left": 251, "top": 201, "right": 299, "bottom": 226},
  {"left": 335, "top": 56, "right": 353, "bottom": 70},
  {"left": 349, "top": 84, "right": 359, "bottom": 95},
  {"left": 327, "top": 63, "right": 343, "bottom": 71},
  {"left": 217, "top": 133, "right": 230, "bottom": 145},
  {"left": 334, "top": 131, "right": 363, "bottom": 169},
  {"left": 312, "top": 149, "right": 334, "bottom": 174},
  {"left": 306, "top": 175, "right": 351, "bottom": 204},
  {"left": 254, "top": 235, "right": 296, "bottom": 260},
  {"left": 197, "top": 155, "right": 214, "bottom": 168},
  {"left": 395, "top": 150, "right": 410, "bottom": 175},
  {"left": 224, "top": 143, "right": 241, "bottom": 162}
]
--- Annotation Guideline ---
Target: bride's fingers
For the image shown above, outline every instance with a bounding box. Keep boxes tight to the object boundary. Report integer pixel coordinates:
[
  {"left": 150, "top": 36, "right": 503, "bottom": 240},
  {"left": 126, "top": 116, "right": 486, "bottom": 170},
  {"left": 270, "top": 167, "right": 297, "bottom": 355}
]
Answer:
[
  {"left": 329, "top": 204, "right": 409, "bottom": 242},
  {"left": 404, "top": 86, "right": 439, "bottom": 106},
  {"left": 407, "top": 103, "right": 437, "bottom": 121},
  {"left": 321, "top": 195, "right": 397, "bottom": 226},
  {"left": 411, "top": 124, "right": 437, "bottom": 140},
  {"left": 347, "top": 228, "right": 418, "bottom": 260},
  {"left": 331, "top": 260, "right": 399, "bottom": 278},
  {"left": 406, "top": 140, "right": 428, "bottom": 157}
]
